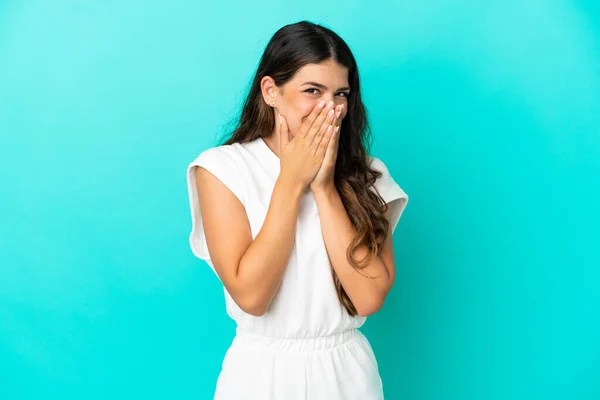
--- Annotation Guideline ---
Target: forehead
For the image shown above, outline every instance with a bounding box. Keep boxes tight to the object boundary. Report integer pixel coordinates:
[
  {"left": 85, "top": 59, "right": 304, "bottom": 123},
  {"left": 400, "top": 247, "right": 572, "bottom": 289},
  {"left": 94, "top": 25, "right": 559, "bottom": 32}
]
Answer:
[{"left": 290, "top": 60, "right": 349, "bottom": 85}]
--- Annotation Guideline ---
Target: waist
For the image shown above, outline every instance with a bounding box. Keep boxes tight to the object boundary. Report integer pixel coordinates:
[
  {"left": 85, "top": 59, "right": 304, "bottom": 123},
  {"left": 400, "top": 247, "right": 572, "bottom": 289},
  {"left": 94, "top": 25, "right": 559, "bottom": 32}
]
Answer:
[{"left": 233, "top": 327, "right": 359, "bottom": 353}]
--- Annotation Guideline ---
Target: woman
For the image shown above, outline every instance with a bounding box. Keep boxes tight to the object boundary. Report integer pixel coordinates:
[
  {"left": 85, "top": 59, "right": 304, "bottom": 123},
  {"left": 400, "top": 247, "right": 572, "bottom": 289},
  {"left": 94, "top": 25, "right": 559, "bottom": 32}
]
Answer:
[{"left": 186, "top": 20, "right": 409, "bottom": 399}]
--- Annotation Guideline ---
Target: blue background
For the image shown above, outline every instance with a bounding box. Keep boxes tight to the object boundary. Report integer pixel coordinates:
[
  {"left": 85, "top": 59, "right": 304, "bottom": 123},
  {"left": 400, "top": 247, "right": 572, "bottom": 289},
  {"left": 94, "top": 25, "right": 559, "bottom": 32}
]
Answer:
[{"left": 1, "top": 1, "right": 599, "bottom": 398}]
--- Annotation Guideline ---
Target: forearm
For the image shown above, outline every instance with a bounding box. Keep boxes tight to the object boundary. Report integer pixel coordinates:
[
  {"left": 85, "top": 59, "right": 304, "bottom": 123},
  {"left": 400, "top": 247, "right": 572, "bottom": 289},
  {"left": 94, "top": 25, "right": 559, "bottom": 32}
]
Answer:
[
  {"left": 237, "top": 175, "right": 303, "bottom": 313},
  {"left": 313, "top": 185, "right": 391, "bottom": 316}
]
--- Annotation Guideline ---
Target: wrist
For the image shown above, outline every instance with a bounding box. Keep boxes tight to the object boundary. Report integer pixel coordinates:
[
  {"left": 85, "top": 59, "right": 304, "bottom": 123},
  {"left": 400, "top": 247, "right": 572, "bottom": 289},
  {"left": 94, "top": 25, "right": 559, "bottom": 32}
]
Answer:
[
  {"left": 311, "top": 182, "right": 337, "bottom": 199},
  {"left": 276, "top": 174, "right": 305, "bottom": 199}
]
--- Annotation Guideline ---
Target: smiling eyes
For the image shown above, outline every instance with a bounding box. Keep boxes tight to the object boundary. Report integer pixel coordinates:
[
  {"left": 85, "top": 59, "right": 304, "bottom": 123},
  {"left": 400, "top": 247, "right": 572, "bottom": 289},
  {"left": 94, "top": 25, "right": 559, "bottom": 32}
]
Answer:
[{"left": 304, "top": 88, "right": 350, "bottom": 98}]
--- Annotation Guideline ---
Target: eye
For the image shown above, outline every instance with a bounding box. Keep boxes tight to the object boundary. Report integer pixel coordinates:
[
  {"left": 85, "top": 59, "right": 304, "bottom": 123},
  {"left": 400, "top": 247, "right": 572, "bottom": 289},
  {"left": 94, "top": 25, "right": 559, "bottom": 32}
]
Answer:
[{"left": 304, "top": 88, "right": 350, "bottom": 97}]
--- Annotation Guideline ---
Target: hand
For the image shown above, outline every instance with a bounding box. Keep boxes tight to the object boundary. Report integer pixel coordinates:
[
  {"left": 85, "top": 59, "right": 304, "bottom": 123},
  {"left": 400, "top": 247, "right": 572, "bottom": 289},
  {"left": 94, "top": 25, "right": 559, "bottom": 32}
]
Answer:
[
  {"left": 278, "top": 100, "right": 338, "bottom": 190},
  {"left": 309, "top": 104, "right": 343, "bottom": 192}
]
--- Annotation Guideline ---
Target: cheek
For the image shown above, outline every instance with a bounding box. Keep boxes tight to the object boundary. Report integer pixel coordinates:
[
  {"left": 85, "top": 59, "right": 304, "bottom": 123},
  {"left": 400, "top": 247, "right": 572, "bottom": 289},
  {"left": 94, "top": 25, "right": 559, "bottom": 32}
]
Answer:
[
  {"left": 299, "top": 102, "right": 315, "bottom": 116},
  {"left": 289, "top": 102, "right": 318, "bottom": 135}
]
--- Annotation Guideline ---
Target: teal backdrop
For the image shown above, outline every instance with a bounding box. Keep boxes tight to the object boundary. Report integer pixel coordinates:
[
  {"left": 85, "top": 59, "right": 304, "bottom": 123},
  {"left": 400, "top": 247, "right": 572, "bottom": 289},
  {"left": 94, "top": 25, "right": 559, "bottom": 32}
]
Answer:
[{"left": 1, "top": 1, "right": 599, "bottom": 399}]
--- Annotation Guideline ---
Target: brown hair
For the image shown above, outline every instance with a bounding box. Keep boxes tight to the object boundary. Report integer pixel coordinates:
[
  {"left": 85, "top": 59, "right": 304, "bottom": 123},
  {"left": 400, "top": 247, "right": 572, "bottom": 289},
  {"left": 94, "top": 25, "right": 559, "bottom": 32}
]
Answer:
[{"left": 218, "top": 20, "right": 390, "bottom": 316}]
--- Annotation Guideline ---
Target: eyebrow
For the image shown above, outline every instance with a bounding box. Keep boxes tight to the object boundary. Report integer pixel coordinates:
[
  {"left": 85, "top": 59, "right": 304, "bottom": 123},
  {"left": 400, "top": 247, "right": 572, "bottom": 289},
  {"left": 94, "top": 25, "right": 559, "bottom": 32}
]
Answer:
[{"left": 301, "top": 81, "right": 351, "bottom": 91}]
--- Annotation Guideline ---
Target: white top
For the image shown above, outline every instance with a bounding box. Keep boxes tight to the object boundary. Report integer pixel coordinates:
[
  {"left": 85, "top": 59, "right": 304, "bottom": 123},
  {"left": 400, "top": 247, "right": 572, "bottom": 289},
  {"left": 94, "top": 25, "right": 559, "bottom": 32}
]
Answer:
[{"left": 186, "top": 136, "right": 408, "bottom": 339}]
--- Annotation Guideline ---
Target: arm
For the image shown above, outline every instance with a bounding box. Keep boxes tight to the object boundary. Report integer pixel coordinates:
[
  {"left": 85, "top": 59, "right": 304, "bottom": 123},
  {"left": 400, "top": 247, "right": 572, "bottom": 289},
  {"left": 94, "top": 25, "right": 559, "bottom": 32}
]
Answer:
[
  {"left": 313, "top": 185, "right": 397, "bottom": 317},
  {"left": 196, "top": 167, "right": 303, "bottom": 316}
]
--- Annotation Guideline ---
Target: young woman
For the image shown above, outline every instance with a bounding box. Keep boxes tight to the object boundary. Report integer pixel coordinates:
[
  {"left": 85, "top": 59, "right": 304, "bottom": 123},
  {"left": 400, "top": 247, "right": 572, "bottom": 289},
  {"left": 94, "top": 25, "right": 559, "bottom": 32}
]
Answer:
[{"left": 186, "top": 20, "right": 409, "bottom": 399}]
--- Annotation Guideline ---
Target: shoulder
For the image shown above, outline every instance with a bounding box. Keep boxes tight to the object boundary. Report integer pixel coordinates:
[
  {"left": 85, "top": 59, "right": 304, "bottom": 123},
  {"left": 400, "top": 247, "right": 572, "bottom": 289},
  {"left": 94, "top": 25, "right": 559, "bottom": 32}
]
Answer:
[
  {"left": 368, "top": 155, "right": 390, "bottom": 174},
  {"left": 368, "top": 155, "right": 398, "bottom": 185},
  {"left": 367, "top": 154, "right": 409, "bottom": 232},
  {"left": 188, "top": 143, "right": 247, "bottom": 180},
  {"left": 367, "top": 154, "right": 408, "bottom": 204},
  {"left": 187, "top": 143, "right": 246, "bottom": 204},
  {"left": 189, "top": 143, "right": 242, "bottom": 168}
]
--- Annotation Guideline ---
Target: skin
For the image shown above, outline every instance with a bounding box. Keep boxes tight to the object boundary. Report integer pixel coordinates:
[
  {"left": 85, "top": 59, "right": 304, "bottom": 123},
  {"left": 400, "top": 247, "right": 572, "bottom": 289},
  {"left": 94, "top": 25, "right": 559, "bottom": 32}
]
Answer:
[
  {"left": 261, "top": 59, "right": 348, "bottom": 191},
  {"left": 195, "top": 58, "right": 397, "bottom": 317}
]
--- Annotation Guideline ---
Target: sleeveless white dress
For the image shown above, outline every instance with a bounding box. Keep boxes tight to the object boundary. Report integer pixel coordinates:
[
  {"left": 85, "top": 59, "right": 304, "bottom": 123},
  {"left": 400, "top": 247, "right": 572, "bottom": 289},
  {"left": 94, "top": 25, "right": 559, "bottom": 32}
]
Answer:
[{"left": 186, "top": 136, "right": 408, "bottom": 399}]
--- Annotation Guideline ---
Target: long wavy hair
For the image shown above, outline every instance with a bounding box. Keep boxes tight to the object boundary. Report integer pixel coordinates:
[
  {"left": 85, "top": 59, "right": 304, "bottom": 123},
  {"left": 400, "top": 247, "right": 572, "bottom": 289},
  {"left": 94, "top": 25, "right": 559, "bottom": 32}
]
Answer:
[{"left": 219, "top": 20, "right": 390, "bottom": 317}]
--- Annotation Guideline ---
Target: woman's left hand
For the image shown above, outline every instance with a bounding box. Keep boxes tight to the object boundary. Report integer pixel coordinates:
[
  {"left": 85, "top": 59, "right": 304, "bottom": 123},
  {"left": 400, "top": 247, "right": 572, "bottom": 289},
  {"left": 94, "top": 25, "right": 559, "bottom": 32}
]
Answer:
[{"left": 310, "top": 104, "right": 343, "bottom": 192}]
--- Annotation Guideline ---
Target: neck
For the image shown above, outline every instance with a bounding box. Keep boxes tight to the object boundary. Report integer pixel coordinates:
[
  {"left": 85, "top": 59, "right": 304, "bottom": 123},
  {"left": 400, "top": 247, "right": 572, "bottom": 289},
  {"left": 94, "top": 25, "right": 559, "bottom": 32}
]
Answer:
[{"left": 264, "top": 116, "right": 285, "bottom": 158}]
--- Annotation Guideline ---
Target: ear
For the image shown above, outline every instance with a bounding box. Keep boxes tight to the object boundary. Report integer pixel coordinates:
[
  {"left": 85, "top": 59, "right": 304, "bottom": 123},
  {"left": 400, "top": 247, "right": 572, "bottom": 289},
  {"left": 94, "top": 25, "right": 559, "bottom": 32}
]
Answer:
[{"left": 260, "top": 76, "right": 279, "bottom": 107}]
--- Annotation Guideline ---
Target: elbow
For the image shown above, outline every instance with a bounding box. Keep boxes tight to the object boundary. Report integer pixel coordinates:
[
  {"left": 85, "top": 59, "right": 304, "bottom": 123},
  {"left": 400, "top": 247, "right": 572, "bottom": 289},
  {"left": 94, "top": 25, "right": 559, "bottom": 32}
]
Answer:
[
  {"left": 229, "top": 272, "right": 270, "bottom": 316},
  {"left": 356, "top": 297, "right": 385, "bottom": 317},
  {"left": 357, "top": 279, "right": 393, "bottom": 317},
  {"left": 237, "top": 294, "right": 269, "bottom": 317},
  {"left": 244, "top": 304, "right": 268, "bottom": 317}
]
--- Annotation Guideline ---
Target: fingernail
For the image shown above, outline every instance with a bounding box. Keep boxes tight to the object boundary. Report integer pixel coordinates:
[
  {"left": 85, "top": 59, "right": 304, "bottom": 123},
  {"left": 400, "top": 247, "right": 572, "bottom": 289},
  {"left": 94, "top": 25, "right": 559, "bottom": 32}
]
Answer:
[
  {"left": 278, "top": 113, "right": 282, "bottom": 123},
  {"left": 318, "top": 100, "right": 326, "bottom": 109}
]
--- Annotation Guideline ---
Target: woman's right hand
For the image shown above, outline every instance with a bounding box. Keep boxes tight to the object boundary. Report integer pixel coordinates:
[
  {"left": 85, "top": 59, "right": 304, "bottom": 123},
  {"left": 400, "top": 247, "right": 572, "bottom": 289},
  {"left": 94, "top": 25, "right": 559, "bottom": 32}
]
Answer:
[{"left": 278, "top": 100, "right": 341, "bottom": 190}]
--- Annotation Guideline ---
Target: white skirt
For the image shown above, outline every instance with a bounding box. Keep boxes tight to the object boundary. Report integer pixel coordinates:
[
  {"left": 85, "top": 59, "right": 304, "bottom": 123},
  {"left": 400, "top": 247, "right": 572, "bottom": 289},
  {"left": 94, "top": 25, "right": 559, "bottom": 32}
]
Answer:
[{"left": 213, "top": 327, "right": 385, "bottom": 399}]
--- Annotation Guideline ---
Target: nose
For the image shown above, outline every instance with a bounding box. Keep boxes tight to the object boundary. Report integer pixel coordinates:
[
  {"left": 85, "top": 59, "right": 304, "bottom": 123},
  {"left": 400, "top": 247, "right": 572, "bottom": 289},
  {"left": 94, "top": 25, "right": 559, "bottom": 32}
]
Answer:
[
  {"left": 323, "top": 96, "right": 343, "bottom": 110},
  {"left": 322, "top": 93, "right": 336, "bottom": 104}
]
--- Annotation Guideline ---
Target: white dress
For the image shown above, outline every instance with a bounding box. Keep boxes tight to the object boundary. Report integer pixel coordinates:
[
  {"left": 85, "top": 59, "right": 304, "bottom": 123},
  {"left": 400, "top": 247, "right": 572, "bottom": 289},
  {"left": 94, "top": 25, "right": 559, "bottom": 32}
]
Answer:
[{"left": 186, "top": 136, "right": 409, "bottom": 399}]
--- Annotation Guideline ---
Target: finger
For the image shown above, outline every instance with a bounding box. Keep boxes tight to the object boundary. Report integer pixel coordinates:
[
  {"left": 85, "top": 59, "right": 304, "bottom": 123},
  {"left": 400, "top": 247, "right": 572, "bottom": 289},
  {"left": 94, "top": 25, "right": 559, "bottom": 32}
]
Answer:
[
  {"left": 306, "top": 101, "right": 335, "bottom": 141},
  {"left": 331, "top": 125, "right": 340, "bottom": 156},
  {"left": 279, "top": 113, "right": 290, "bottom": 150},
  {"left": 311, "top": 103, "right": 338, "bottom": 149},
  {"left": 325, "top": 125, "right": 340, "bottom": 165},
  {"left": 333, "top": 104, "right": 344, "bottom": 127},
  {"left": 315, "top": 124, "right": 335, "bottom": 159},
  {"left": 322, "top": 125, "right": 337, "bottom": 166},
  {"left": 298, "top": 100, "right": 327, "bottom": 138}
]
